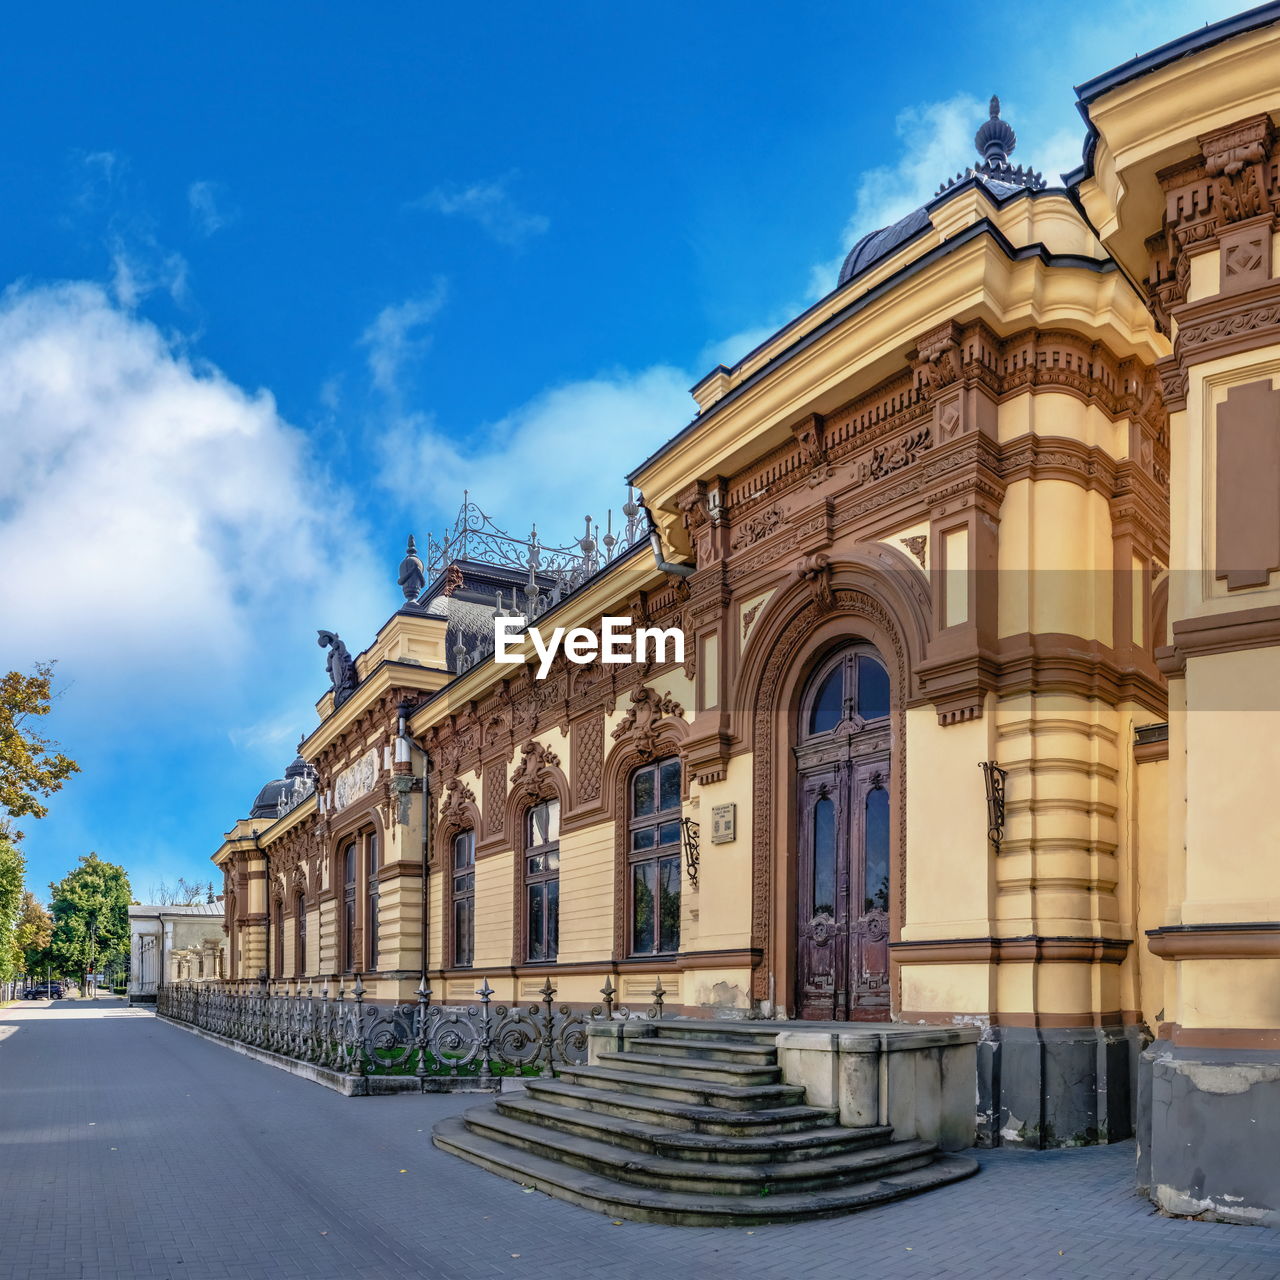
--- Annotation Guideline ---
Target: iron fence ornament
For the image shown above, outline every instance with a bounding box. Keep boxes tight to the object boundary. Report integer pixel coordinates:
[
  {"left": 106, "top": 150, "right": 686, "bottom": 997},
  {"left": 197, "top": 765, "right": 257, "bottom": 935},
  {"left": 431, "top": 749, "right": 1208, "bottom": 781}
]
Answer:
[{"left": 156, "top": 973, "right": 662, "bottom": 1083}]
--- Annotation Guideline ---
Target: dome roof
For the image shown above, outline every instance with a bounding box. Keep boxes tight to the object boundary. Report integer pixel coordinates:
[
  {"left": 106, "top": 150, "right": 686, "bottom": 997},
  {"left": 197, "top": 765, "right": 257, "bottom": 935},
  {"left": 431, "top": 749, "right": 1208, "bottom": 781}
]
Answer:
[
  {"left": 284, "top": 754, "right": 313, "bottom": 781},
  {"left": 838, "top": 96, "right": 1046, "bottom": 289},
  {"left": 249, "top": 777, "right": 288, "bottom": 819}
]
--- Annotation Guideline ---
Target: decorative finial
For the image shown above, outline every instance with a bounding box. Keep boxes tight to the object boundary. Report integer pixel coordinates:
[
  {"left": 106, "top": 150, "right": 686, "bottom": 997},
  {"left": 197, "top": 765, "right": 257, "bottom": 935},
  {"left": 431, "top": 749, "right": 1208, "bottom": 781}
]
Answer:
[
  {"left": 398, "top": 534, "right": 426, "bottom": 603},
  {"left": 975, "top": 94, "right": 1016, "bottom": 166}
]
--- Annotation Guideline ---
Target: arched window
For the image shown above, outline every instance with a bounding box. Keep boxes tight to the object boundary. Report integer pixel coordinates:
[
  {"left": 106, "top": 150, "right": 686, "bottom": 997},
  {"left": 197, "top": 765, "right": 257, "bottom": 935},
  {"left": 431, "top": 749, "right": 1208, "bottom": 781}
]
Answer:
[
  {"left": 295, "top": 891, "right": 307, "bottom": 977},
  {"left": 525, "top": 799, "right": 560, "bottom": 963},
  {"left": 342, "top": 842, "right": 356, "bottom": 973},
  {"left": 803, "top": 649, "right": 891, "bottom": 737},
  {"left": 452, "top": 829, "right": 476, "bottom": 968},
  {"left": 366, "top": 833, "right": 380, "bottom": 973},
  {"left": 628, "top": 756, "right": 682, "bottom": 956}
]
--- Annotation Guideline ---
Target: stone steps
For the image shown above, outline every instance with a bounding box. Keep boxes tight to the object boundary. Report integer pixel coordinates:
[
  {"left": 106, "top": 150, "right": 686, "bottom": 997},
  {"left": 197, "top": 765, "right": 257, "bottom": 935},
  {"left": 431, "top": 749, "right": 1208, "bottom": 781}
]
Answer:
[
  {"left": 557, "top": 1063, "right": 805, "bottom": 1110},
  {"left": 432, "top": 1021, "right": 979, "bottom": 1225},
  {"left": 522, "top": 1077, "right": 835, "bottom": 1134},
  {"left": 433, "top": 1115, "right": 978, "bottom": 1227},
  {"left": 594, "top": 1049, "right": 782, "bottom": 1087},
  {"left": 636, "top": 1034, "right": 780, "bottom": 1065},
  {"left": 458, "top": 1105, "right": 940, "bottom": 1196},
  {"left": 494, "top": 1093, "right": 895, "bottom": 1163}
]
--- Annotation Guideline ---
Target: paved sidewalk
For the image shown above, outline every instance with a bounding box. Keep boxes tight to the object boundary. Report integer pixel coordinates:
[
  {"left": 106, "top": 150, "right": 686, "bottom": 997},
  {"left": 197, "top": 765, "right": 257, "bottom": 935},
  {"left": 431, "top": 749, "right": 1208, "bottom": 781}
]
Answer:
[{"left": 1, "top": 997, "right": 1278, "bottom": 1280}]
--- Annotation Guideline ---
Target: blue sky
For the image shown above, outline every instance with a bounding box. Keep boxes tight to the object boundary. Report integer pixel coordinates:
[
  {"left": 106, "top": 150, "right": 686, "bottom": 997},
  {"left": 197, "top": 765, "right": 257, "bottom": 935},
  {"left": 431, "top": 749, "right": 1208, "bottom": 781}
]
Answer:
[{"left": 0, "top": 0, "right": 1240, "bottom": 902}]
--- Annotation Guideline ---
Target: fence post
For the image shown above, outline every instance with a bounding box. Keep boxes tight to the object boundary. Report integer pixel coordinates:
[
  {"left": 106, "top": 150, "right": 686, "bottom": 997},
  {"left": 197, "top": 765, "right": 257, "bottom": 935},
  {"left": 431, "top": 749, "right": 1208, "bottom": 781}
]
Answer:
[{"left": 476, "top": 979, "right": 494, "bottom": 1081}]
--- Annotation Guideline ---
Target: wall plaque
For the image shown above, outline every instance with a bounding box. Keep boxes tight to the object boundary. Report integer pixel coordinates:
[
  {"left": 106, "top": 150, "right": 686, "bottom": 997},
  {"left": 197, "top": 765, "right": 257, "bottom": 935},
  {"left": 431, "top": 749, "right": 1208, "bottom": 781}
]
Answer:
[{"left": 711, "top": 803, "right": 736, "bottom": 844}]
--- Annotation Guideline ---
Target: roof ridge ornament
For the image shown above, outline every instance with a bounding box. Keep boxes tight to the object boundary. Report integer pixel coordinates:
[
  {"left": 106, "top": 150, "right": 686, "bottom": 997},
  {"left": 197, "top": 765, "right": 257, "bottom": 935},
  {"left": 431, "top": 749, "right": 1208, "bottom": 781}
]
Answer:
[{"left": 934, "top": 94, "right": 1047, "bottom": 197}]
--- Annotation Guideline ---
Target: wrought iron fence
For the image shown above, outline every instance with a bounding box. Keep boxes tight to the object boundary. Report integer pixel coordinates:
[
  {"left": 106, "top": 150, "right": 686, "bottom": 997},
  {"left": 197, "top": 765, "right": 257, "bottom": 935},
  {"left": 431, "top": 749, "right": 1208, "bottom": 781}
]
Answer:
[{"left": 157, "top": 974, "right": 667, "bottom": 1083}]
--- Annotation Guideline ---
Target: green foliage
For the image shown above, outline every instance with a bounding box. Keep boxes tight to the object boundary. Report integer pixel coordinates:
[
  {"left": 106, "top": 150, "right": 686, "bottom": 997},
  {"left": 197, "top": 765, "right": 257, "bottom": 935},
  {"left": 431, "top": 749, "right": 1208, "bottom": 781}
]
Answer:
[
  {"left": 49, "top": 853, "right": 131, "bottom": 982},
  {"left": 0, "top": 662, "right": 80, "bottom": 832},
  {"left": 0, "top": 836, "right": 24, "bottom": 983},
  {"left": 14, "top": 891, "right": 53, "bottom": 973}
]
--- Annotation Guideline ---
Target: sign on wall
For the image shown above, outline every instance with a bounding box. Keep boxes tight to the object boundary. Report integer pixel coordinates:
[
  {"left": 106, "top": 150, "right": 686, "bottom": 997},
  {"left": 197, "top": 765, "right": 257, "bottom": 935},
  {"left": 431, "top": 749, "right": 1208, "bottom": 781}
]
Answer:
[{"left": 711, "top": 803, "right": 736, "bottom": 845}]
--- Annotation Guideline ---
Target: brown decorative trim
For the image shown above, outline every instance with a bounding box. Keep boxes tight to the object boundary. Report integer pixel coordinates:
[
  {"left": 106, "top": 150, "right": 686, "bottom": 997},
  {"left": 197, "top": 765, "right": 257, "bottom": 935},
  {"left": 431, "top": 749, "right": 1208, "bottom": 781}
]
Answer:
[
  {"left": 1170, "top": 604, "right": 1280, "bottom": 660},
  {"left": 1215, "top": 380, "right": 1280, "bottom": 591},
  {"left": 1134, "top": 721, "right": 1169, "bottom": 764},
  {"left": 738, "top": 566, "right": 923, "bottom": 1012},
  {"left": 1146, "top": 923, "right": 1280, "bottom": 960},
  {"left": 1173, "top": 277, "right": 1280, "bottom": 368},
  {"left": 1164, "top": 1023, "right": 1280, "bottom": 1051},
  {"left": 890, "top": 935, "right": 1132, "bottom": 965}
]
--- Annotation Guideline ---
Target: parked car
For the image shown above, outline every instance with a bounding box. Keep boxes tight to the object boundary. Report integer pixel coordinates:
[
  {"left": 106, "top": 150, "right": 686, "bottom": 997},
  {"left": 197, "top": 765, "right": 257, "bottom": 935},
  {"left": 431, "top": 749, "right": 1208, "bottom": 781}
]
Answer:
[{"left": 23, "top": 982, "right": 64, "bottom": 1000}]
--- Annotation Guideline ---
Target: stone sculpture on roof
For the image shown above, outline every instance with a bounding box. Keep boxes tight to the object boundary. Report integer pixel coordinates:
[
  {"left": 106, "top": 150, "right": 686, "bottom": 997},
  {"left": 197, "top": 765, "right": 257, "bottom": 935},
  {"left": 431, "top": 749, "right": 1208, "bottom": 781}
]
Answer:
[{"left": 317, "top": 630, "right": 358, "bottom": 707}]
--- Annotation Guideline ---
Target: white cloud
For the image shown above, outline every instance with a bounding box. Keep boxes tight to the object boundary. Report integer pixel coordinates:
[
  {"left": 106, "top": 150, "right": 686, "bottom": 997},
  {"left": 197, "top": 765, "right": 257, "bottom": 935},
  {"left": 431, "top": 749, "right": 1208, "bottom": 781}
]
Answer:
[
  {"left": 411, "top": 177, "right": 549, "bottom": 248},
  {"left": 0, "top": 281, "right": 383, "bottom": 726},
  {"left": 360, "top": 281, "right": 448, "bottom": 396},
  {"left": 187, "top": 180, "right": 238, "bottom": 237},
  {"left": 378, "top": 365, "right": 693, "bottom": 546}
]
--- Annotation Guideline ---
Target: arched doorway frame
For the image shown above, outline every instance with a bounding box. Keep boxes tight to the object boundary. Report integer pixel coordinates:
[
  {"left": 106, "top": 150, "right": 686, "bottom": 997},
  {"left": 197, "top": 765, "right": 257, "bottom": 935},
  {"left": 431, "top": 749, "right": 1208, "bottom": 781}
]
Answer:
[{"left": 738, "top": 549, "right": 930, "bottom": 1016}]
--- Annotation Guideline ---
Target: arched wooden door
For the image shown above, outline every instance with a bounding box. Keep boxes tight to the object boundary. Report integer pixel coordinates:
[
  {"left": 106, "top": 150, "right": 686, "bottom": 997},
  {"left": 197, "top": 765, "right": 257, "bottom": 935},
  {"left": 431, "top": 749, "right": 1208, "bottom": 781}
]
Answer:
[{"left": 794, "top": 643, "right": 892, "bottom": 1021}]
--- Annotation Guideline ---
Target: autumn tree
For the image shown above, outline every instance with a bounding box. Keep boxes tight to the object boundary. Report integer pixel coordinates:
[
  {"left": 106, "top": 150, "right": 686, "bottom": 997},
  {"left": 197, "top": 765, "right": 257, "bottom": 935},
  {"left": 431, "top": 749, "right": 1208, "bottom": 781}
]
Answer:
[
  {"left": 50, "top": 853, "right": 131, "bottom": 985},
  {"left": 14, "top": 891, "right": 53, "bottom": 973},
  {"left": 1, "top": 663, "right": 80, "bottom": 833}
]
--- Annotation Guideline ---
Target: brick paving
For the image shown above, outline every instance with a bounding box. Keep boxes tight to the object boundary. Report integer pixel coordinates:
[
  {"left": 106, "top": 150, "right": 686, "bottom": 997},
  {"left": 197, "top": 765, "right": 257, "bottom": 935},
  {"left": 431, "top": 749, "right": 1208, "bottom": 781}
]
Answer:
[{"left": 2, "top": 996, "right": 1278, "bottom": 1280}]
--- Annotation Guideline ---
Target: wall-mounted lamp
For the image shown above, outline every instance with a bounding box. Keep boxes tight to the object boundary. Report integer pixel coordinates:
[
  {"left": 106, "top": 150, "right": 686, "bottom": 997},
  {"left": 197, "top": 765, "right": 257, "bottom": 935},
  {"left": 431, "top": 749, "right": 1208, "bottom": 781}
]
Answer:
[{"left": 979, "top": 761, "right": 1008, "bottom": 852}]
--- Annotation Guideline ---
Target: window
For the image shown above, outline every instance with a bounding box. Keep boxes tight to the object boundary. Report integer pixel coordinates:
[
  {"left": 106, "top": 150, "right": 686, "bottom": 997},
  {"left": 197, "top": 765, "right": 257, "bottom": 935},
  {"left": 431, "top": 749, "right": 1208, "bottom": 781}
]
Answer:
[
  {"left": 342, "top": 842, "right": 356, "bottom": 973},
  {"left": 803, "top": 648, "right": 891, "bottom": 739},
  {"left": 366, "top": 833, "right": 380, "bottom": 972},
  {"left": 295, "top": 891, "right": 306, "bottom": 977},
  {"left": 525, "top": 799, "right": 560, "bottom": 963},
  {"left": 628, "top": 756, "right": 682, "bottom": 955},
  {"left": 273, "top": 899, "right": 284, "bottom": 977},
  {"left": 452, "top": 830, "right": 476, "bottom": 968}
]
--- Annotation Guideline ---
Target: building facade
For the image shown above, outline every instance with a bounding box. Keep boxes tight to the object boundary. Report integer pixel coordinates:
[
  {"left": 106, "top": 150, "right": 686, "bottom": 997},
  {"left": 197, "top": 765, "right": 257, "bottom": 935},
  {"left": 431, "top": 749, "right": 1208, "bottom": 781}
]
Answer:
[
  {"left": 128, "top": 901, "right": 227, "bottom": 1001},
  {"left": 210, "top": 5, "right": 1280, "bottom": 1224}
]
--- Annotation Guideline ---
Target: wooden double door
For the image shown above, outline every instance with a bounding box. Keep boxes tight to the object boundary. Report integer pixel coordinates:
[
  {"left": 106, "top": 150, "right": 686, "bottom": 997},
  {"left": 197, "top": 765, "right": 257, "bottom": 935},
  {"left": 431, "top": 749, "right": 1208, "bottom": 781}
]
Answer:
[{"left": 794, "top": 645, "right": 892, "bottom": 1021}]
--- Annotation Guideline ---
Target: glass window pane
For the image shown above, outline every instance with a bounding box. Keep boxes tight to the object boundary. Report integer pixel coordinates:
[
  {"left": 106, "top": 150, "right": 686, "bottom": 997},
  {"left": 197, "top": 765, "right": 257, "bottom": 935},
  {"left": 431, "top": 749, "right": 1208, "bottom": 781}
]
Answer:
[
  {"left": 632, "top": 862, "right": 656, "bottom": 954},
  {"left": 857, "top": 656, "right": 891, "bottom": 720},
  {"left": 659, "top": 855, "right": 681, "bottom": 953},
  {"left": 527, "top": 852, "right": 545, "bottom": 875},
  {"left": 657, "top": 820, "right": 682, "bottom": 847},
  {"left": 528, "top": 801, "right": 548, "bottom": 847},
  {"left": 631, "top": 826, "right": 655, "bottom": 851},
  {"left": 864, "top": 786, "right": 891, "bottom": 913},
  {"left": 527, "top": 884, "right": 545, "bottom": 961},
  {"left": 809, "top": 665, "right": 844, "bottom": 735},
  {"left": 546, "top": 879, "right": 559, "bottom": 961},
  {"left": 454, "top": 831, "right": 474, "bottom": 869},
  {"left": 545, "top": 799, "right": 560, "bottom": 842},
  {"left": 632, "top": 768, "right": 655, "bottom": 818},
  {"left": 813, "top": 796, "right": 836, "bottom": 917},
  {"left": 454, "top": 898, "right": 473, "bottom": 967},
  {"left": 344, "top": 844, "right": 356, "bottom": 885},
  {"left": 658, "top": 759, "right": 681, "bottom": 812},
  {"left": 547, "top": 849, "right": 560, "bottom": 872},
  {"left": 368, "top": 834, "right": 379, "bottom": 874}
]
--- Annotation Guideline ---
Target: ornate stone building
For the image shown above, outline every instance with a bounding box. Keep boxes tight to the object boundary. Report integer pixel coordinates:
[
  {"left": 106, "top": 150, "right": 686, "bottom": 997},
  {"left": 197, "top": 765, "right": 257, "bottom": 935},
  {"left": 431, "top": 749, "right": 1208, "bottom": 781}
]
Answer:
[{"left": 212, "top": 5, "right": 1280, "bottom": 1224}]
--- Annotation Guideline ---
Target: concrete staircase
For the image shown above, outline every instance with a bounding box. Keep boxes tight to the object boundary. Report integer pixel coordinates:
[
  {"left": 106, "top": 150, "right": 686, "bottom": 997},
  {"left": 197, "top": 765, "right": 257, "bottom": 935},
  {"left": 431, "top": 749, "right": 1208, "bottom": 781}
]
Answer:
[{"left": 432, "top": 1021, "right": 978, "bottom": 1225}]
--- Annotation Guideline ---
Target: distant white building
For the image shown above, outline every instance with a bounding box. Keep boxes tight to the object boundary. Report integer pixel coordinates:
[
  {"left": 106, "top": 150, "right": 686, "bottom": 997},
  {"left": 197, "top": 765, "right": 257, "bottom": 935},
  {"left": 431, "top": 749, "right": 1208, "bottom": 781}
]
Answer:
[{"left": 128, "top": 901, "right": 227, "bottom": 1002}]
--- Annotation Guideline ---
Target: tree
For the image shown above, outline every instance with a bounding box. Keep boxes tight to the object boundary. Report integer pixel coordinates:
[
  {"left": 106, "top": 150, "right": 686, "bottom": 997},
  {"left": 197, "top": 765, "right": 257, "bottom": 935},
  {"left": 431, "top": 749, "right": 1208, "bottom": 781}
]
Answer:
[
  {"left": 1, "top": 663, "right": 80, "bottom": 833},
  {"left": 14, "top": 891, "right": 53, "bottom": 973},
  {"left": 50, "top": 853, "right": 131, "bottom": 984},
  {"left": 147, "top": 877, "right": 217, "bottom": 906},
  {"left": 0, "top": 835, "right": 23, "bottom": 986}
]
